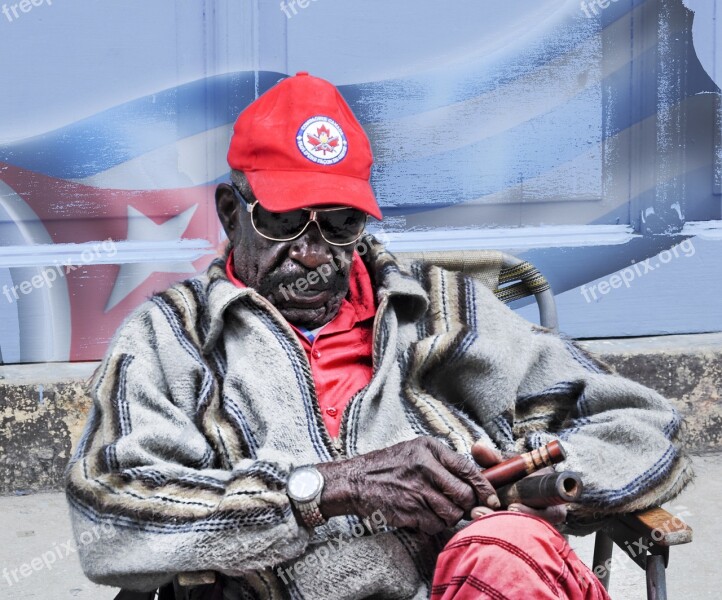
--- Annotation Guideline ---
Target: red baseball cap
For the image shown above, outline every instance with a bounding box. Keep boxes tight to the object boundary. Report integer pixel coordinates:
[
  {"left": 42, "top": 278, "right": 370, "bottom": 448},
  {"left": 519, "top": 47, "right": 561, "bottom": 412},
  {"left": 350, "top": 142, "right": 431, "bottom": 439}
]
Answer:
[{"left": 227, "top": 72, "right": 381, "bottom": 220}]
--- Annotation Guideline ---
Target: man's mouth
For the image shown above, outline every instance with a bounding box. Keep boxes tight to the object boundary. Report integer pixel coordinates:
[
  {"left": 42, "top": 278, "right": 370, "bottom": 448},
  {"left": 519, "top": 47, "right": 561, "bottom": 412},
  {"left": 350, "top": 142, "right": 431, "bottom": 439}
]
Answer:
[
  {"left": 281, "top": 286, "right": 333, "bottom": 307},
  {"left": 265, "top": 262, "right": 347, "bottom": 313}
]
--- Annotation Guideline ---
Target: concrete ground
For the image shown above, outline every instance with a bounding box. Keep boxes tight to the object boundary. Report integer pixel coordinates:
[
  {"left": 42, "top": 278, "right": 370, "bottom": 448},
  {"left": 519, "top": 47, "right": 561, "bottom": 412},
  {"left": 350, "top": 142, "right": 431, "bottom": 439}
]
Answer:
[{"left": 0, "top": 455, "right": 719, "bottom": 600}]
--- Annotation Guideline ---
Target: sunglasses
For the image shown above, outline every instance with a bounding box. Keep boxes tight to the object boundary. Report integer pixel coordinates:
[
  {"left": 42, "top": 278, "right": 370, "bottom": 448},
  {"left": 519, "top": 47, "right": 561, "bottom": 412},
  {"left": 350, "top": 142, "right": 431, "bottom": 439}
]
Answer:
[{"left": 231, "top": 184, "right": 368, "bottom": 246}]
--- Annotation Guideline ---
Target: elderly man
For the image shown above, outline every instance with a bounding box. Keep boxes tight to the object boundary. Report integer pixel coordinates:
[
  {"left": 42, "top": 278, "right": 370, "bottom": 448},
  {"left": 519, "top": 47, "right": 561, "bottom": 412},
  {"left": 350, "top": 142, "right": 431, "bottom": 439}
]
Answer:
[{"left": 65, "top": 73, "right": 692, "bottom": 600}]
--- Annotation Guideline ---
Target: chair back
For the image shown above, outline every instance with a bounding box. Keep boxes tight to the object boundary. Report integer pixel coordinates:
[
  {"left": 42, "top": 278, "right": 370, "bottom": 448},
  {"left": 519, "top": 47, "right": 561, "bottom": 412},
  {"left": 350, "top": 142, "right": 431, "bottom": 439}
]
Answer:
[{"left": 399, "top": 249, "right": 559, "bottom": 332}]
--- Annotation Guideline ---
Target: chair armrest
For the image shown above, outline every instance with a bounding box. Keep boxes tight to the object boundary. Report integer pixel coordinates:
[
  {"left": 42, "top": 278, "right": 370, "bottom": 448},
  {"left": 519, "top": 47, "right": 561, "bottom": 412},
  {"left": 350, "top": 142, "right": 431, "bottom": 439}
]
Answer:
[
  {"left": 593, "top": 506, "right": 692, "bottom": 574},
  {"left": 619, "top": 507, "right": 693, "bottom": 547}
]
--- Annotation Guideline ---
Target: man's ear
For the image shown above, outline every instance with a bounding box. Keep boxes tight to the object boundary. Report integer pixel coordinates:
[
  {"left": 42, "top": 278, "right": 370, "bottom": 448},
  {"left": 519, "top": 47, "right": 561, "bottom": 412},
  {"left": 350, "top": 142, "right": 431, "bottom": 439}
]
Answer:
[{"left": 216, "top": 183, "right": 240, "bottom": 242}]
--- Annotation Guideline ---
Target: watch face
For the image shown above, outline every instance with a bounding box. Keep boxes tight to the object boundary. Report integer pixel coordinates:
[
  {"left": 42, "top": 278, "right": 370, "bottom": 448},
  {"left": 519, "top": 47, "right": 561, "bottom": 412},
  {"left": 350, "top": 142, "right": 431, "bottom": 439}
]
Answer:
[{"left": 289, "top": 468, "right": 322, "bottom": 503}]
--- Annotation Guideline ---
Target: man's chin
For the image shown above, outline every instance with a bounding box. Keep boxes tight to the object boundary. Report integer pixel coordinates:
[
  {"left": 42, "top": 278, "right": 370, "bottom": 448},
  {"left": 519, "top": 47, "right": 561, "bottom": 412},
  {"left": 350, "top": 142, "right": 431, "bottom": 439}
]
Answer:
[
  {"left": 266, "top": 287, "right": 345, "bottom": 328},
  {"left": 277, "top": 305, "right": 339, "bottom": 329}
]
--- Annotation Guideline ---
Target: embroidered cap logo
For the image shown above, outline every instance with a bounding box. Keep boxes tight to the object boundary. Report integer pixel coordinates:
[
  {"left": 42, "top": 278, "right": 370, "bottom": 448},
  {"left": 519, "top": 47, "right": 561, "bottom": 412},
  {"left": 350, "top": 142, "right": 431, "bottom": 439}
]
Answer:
[{"left": 297, "top": 116, "right": 348, "bottom": 165}]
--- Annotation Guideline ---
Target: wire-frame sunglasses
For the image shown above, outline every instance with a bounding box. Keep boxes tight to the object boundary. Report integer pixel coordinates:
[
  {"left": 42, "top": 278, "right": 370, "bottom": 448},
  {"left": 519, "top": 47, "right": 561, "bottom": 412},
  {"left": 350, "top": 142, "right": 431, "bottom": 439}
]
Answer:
[{"left": 231, "top": 183, "right": 368, "bottom": 246}]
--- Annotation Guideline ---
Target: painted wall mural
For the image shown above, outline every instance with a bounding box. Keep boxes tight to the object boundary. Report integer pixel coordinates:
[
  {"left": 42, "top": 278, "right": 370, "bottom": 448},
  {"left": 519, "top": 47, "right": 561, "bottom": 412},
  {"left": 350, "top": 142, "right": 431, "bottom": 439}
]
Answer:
[{"left": 0, "top": 0, "right": 720, "bottom": 363}]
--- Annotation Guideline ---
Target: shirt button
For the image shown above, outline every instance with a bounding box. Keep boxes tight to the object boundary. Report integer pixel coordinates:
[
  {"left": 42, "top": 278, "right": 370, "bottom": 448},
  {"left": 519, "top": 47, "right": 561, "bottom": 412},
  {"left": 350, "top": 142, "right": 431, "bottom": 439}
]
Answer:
[
  {"left": 326, "top": 407, "right": 338, "bottom": 417},
  {"left": 312, "top": 349, "right": 321, "bottom": 359}
]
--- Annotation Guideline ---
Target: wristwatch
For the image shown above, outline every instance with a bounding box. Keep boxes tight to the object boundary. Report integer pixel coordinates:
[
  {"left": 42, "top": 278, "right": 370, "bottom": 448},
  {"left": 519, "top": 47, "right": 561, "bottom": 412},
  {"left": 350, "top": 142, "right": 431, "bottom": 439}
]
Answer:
[{"left": 287, "top": 466, "right": 327, "bottom": 528}]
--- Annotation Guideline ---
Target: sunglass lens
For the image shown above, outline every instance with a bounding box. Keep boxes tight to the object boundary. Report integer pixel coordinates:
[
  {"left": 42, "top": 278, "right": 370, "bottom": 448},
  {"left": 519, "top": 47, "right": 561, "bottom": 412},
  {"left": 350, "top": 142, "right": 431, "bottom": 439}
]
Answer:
[
  {"left": 253, "top": 205, "right": 308, "bottom": 240},
  {"left": 318, "top": 209, "right": 367, "bottom": 244}
]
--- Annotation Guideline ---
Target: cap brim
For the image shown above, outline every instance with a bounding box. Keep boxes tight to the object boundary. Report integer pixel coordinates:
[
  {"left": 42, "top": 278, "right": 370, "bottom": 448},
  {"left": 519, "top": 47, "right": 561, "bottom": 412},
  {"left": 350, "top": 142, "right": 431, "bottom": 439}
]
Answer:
[{"left": 244, "top": 170, "right": 382, "bottom": 220}]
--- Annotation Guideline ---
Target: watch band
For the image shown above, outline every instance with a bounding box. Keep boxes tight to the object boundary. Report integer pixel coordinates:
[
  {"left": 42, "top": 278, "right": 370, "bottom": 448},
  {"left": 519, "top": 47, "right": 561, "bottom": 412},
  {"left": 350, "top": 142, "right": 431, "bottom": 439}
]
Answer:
[
  {"left": 287, "top": 466, "right": 327, "bottom": 528},
  {"left": 297, "top": 499, "right": 327, "bottom": 528}
]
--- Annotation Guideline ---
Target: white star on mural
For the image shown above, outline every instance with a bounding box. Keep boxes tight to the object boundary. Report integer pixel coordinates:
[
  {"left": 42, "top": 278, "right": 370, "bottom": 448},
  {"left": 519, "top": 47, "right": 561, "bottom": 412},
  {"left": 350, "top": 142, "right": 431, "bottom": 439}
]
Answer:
[{"left": 105, "top": 204, "right": 199, "bottom": 312}]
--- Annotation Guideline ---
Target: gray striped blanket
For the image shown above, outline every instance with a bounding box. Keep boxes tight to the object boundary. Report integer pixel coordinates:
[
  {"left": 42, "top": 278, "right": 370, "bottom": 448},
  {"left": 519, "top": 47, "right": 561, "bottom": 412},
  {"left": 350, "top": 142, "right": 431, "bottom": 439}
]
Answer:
[{"left": 65, "top": 235, "right": 692, "bottom": 599}]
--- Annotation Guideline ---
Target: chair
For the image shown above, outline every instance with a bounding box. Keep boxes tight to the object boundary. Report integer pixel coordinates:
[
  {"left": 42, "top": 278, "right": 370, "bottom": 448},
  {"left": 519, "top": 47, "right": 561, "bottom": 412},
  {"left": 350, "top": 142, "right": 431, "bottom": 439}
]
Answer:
[{"left": 401, "top": 249, "right": 693, "bottom": 600}]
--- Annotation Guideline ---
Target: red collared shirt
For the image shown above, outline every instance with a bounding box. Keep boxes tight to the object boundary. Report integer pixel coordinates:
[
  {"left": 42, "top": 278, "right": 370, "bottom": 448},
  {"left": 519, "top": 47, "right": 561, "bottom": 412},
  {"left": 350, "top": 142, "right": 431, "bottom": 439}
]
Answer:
[{"left": 226, "top": 253, "right": 376, "bottom": 438}]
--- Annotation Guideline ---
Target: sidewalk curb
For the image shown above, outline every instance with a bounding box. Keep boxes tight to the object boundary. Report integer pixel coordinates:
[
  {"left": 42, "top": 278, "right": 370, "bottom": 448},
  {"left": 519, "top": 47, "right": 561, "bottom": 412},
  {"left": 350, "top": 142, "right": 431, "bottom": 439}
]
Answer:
[{"left": 580, "top": 333, "right": 722, "bottom": 452}]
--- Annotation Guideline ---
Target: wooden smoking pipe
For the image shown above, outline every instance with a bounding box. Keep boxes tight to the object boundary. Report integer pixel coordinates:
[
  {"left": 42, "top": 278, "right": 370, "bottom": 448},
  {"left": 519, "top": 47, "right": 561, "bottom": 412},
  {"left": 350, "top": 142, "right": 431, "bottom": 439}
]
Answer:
[
  {"left": 482, "top": 440, "right": 567, "bottom": 488},
  {"left": 496, "top": 471, "right": 583, "bottom": 508}
]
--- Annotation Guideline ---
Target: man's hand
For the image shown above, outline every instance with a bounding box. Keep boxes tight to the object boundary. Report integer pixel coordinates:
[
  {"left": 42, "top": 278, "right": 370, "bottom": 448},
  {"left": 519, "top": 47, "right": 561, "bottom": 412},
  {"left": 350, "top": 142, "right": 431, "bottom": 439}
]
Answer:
[
  {"left": 504, "top": 502, "right": 568, "bottom": 524},
  {"left": 468, "top": 440, "right": 503, "bottom": 519},
  {"left": 316, "top": 437, "right": 499, "bottom": 535}
]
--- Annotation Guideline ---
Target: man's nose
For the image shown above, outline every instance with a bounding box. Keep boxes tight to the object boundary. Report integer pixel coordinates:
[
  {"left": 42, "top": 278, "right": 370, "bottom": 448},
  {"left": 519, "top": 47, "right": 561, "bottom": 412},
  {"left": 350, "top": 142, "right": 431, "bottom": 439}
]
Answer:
[{"left": 288, "top": 224, "right": 333, "bottom": 269}]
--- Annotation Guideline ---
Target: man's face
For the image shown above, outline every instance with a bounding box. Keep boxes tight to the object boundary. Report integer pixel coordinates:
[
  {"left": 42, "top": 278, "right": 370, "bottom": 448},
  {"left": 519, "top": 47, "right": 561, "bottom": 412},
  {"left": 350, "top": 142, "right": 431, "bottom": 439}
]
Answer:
[{"left": 215, "top": 183, "right": 356, "bottom": 329}]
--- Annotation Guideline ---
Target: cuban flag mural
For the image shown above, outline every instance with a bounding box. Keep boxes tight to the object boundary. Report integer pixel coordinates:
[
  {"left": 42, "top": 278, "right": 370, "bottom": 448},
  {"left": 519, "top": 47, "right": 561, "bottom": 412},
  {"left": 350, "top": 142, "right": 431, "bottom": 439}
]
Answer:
[{"left": 0, "top": 0, "right": 720, "bottom": 363}]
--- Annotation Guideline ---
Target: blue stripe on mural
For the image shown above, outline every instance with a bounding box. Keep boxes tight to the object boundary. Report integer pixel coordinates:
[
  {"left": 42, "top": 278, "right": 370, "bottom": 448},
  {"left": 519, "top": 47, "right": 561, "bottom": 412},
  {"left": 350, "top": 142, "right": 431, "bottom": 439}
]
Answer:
[
  {"left": 1, "top": 73, "right": 595, "bottom": 183},
  {"left": 337, "top": 28, "right": 599, "bottom": 122},
  {"left": 370, "top": 86, "right": 602, "bottom": 205},
  {"left": 0, "top": 72, "right": 287, "bottom": 180}
]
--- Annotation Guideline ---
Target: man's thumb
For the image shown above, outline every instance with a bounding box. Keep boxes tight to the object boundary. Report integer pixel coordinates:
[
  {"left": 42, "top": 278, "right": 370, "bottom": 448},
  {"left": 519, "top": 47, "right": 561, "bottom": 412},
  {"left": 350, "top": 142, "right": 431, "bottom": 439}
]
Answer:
[{"left": 471, "top": 442, "right": 502, "bottom": 468}]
